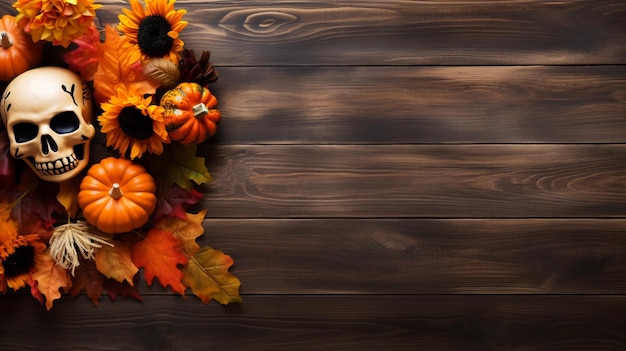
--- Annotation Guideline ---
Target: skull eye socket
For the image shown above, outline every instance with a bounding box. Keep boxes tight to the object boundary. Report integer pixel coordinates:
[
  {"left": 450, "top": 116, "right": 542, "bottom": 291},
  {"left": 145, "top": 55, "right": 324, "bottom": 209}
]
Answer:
[
  {"left": 13, "top": 122, "right": 38, "bottom": 143},
  {"left": 51, "top": 111, "right": 80, "bottom": 134}
]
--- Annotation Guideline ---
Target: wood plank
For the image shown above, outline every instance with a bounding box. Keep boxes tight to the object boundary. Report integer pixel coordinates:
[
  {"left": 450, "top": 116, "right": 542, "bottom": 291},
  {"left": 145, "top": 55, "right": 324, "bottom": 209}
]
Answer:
[
  {"left": 209, "top": 66, "right": 626, "bottom": 144},
  {"left": 200, "top": 144, "right": 626, "bottom": 218},
  {"left": 199, "top": 219, "right": 626, "bottom": 294},
  {"left": 10, "top": 219, "right": 626, "bottom": 296},
  {"left": 1, "top": 295, "right": 624, "bottom": 351},
  {"left": 87, "top": 0, "right": 626, "bottom": 66}
]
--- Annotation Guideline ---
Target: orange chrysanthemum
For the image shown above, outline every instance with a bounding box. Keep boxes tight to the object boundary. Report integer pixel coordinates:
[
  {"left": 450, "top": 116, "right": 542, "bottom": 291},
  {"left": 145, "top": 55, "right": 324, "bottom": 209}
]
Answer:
[
  {"left": 13, "top": 0, "right": 102, "bottom": 48},
  {"left": 118, "top": 0, "right": 187, "bottom": 63},
  {"left": 99, "top": 86, "right": 169, "bottom": 159},
  {"left": 0, "top": 202, "right": 46, "bottom": 293}
]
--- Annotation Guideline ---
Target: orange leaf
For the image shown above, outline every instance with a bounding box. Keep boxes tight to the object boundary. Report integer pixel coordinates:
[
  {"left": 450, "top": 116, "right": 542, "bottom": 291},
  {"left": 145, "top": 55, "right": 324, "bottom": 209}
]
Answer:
[
  {"left": 182, "top": 247, "right": 242, "bottom": 305},
  {"left": 93, "top": 25, "right": 158, "bottom": 104},
  {"left": 32, "top": 250, "right": 72, "bottom": 310},
  {"left": 95, "top": 239, "right": 139, "bottom": 286},
  {"left": 154, "top": 210, "right": 206, "bottom": 257},
  {"left": 131, "top": 228, "right": 188, "bottom": 294},
  {"left": 57, "top": 177, "right": 81, "bottom": 217}
]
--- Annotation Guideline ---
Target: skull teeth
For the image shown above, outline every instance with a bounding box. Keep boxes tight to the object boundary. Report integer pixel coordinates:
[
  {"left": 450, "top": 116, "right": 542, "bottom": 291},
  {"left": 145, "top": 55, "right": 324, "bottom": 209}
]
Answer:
[{"left": 35, "top": 155, "right": 78, "bottom": 176}]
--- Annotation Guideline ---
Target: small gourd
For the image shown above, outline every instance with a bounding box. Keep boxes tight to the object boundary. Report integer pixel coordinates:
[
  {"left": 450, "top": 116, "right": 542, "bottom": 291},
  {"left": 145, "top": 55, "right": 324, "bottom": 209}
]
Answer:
[
  {"left": 78, "top": 157, "right": 157, "bottom": 234},
  {"left": 160, "top": 82, "right": 221, "bottom": 145},
  {"left": 0, "top": 15, "right": 43, "bottom": 82}
]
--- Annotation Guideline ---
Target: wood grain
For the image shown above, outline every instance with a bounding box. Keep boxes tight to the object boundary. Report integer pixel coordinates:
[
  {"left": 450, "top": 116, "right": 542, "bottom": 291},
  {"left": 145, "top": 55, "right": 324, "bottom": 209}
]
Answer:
[
  {"left": 90, "top": 0, "right": 626, "bottom": 66},
  {"left": 1, "top": 295, "right": 624, "bottom": 351},
  {"left": 199, "top": 219, "right": 626, "bottom": 294},
  {"left": 2, "top": 1, "right": 626, "bottom": 350},
  {"left": 210, "top": 65, "right": 626, "bottom": 144},
  {"left": 200, "top": 144, "right": 626, "bottom": 218}
]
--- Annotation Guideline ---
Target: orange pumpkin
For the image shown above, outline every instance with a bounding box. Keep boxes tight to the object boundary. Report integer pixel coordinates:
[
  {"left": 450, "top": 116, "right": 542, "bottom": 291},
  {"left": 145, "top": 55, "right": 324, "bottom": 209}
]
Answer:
[
  {"left": 0, "top": 15, "right": 43, "bottom": 82},
  {"left": 78, "top": 157, "right": 157, "bottom": 234},
  {"left": 160, "top": 82, "right": 221, "bottom": 145}
]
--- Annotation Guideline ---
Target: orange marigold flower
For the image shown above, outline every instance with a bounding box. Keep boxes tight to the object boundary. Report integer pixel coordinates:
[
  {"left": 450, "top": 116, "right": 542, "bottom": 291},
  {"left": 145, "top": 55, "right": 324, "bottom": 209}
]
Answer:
[
  {"left": 99, "top": 86, "right": 169, "bottom": 159},
  {"left": 118, "top": 0, "right": 187, "bottom": 63},
  {"left": 0, "top": 201, "right": 46, "bottom": 293},
  {"left": 13, "top": 0, "right": 102, "bottom": 48}
]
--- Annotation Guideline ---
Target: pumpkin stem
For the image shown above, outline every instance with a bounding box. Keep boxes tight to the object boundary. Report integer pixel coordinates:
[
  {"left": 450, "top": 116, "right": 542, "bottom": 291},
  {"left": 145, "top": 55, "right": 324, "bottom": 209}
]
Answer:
[
  {"left": 0, "top": 31, "right": 12, "bottom": 49},
  {"left": 192, "top": 103, "right": 209, "bottom": 119},
  {"left": 109, "top": 183, "right": 124, "bottom": 199}
]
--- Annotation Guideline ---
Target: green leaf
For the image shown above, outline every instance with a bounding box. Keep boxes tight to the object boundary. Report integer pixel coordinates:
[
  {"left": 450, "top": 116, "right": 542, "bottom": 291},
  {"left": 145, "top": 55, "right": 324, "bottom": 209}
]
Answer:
[{"left": 155, "top": 143, "right": 212, "bottom": 190}]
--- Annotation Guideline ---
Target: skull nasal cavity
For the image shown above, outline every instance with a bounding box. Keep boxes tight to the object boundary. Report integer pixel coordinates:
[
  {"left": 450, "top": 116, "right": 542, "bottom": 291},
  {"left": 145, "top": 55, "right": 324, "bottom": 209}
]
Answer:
[{"left": 41, "top": 135, "right": 58, "bottom": 154}]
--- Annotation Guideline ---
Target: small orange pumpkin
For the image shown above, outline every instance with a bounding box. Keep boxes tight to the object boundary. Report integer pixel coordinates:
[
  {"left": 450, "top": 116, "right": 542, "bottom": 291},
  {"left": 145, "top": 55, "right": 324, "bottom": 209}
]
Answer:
[
  {"left": 0, "top": 15, "right": 43, "bottom": 82},
  {"left": 160, "top": 82, "right": 221, "bottom": 145},
  {"left": 78, "top": 157, "right": 157, "bottom": 234}
]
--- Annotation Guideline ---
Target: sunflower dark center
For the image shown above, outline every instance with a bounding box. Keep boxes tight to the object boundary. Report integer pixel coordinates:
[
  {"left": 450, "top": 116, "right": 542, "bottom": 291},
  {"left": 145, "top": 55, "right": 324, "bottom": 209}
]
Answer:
[
  {"left": 2, "top": 245, "right": 35, "bottom": 277},
  {"left": 137, "top": 15, "right": 174, "bottom": 57},
  {"left": 118, "top": 106, "right": 154, "bottom": 140}
]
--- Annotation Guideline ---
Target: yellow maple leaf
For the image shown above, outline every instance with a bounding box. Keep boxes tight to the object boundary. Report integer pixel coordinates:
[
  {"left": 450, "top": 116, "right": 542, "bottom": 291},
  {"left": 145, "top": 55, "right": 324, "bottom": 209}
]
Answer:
[
  {"left": 33, "top": 250, "right": 72, "bottom": 310},
  {"left": 154, "top": 210, "right": 207, "bottom": 256},
  {"left": 95, "top": 239, "right": 139, "bottom": 286},
  {"left": 182, "top": 247, "right": 242, "bottom": 305}
]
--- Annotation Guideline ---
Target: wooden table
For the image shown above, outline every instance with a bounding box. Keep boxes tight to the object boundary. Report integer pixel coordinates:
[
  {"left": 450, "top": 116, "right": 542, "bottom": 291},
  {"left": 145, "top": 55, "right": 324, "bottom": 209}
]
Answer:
[{"left": 1, "top": 1, "right": 626, "bottom": 349}]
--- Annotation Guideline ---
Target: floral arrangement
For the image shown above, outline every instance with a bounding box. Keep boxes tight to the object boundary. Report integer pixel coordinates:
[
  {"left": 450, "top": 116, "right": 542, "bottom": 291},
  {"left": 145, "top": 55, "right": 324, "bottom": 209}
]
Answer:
[{"left": 0, "top": 0, "right": 242, "bottom": 310}]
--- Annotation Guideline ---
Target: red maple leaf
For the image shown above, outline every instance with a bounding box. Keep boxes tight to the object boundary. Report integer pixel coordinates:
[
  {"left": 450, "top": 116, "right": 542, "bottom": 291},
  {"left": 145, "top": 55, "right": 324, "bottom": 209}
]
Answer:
[
  {"left": 63, "top": 23, "right": 101, "bottom": 81},
  {"left": 105, "top": 279, "right": 143, "bottom": 302},
  {"left": 154, "top": 182, "right": 204, "bottom": 221},
  {"left": 131, "top": 228, "right": 188, "bottom": 295}
]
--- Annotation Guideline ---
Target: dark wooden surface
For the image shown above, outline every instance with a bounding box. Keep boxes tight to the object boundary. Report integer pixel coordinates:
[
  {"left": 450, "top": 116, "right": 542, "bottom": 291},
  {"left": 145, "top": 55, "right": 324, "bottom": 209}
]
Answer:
[{"left": 2, "top": 1, "right": 626, "bottom": 350}]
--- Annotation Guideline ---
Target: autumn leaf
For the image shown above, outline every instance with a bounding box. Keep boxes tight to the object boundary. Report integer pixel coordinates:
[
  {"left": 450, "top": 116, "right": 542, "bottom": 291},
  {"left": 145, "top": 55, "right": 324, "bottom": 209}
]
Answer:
[
  {"left": 63, "top": 23, "right": 101, "bottom": 81},
  {"left": 182, "top": 247, "right": 242, "bottom": 305},
  {"left": 153, "top": 182, "right": 204, "bottom": 221},
  {"left": 10, "top": 172, "right": 64, "bottom": 228},
  {"left": 32, "top": 250, "right": 72, "bottom": 310},
  {"left": 57, "top": 177, "right": 81, "bottom": 218},
  {"left": 95, "top": 239, "right": 139, "bottom": 286},
  {"left": 143, "top": 58, "right": 180, "bottom": 89},
  {"left": 154, "top": 210, "right": 207, "bottom": 256},
  {"left": 68, "top": 259, "right": 105, "bottom": 306},
  {"left": 105, "top": 279, "right": 142, "bottom": 302},
  {"left": 28, "top": 277, "right": 43, "bottom": 305},
  {"left": 131, "top": 228, "right": 188, "bottom": 294},
  {"left": 92, "top": 24, "right": 158, "bottom": 104},
  {"left": 149, "top": 144, "right": 212, "bottom": 190}
]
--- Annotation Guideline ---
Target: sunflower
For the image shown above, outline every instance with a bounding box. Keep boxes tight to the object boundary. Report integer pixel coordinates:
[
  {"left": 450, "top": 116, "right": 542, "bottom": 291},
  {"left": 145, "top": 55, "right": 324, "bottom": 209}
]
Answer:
[
  {"left": 118, "top": 0, "right": 188, "bottom": 63},
  {"left": 99, "top": 86, "right": 169, "bottom": 159},
  {"left": 0, "top": 202, "right": 46, "bottom": 293},
  {"left": 13, "top": 0, "right": 102, "bottom": 48}
]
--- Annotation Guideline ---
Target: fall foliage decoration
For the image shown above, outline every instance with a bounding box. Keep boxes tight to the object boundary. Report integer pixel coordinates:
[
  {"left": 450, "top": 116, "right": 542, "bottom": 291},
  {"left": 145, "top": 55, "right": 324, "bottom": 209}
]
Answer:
[
  {"left": 0, "top": 0, "right": 240, "bottom": 310},
  {"left": 12, "top": 0, "right": 101, "bottom": 48},
  {"left": 0, "top": 14, "right": 43, "bottom": 82},
  {"left": 98, "top": 86, "right": 168, "bottom": 159},
  {"left": 117, "top": 0, "right": 188, "bottom": 63},
  {"left": 161, "top": 82, "right": 221, "bottom": 145}
]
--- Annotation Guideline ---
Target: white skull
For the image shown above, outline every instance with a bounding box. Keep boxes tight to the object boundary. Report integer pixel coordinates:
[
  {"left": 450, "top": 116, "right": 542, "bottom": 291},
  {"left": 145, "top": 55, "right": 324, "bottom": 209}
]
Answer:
[{"left": 0, "top": 67, "right": 95, "bottom": 182}]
